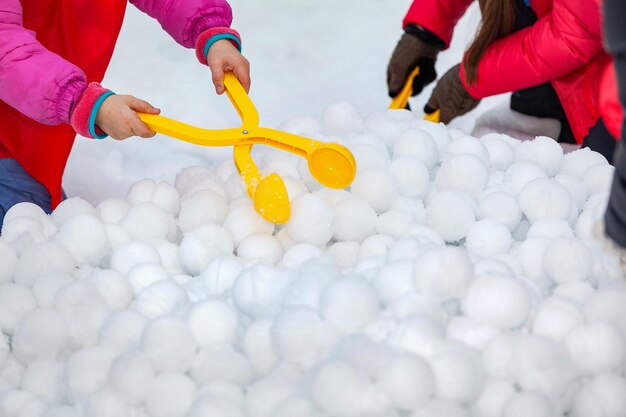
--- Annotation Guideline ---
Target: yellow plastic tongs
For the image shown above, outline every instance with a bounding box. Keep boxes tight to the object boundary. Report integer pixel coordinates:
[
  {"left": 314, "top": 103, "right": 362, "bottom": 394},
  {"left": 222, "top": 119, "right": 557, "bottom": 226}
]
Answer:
[
  {"left": 389, "top": 67, "right": 441, "bottom": 123},
  {"left": 138, "top": 72, "right": 356, "bottom": 224}
]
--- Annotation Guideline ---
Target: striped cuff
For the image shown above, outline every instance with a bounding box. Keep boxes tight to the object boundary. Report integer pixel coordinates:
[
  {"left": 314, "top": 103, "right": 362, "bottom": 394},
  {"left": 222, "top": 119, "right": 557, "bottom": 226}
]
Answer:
[
  {"left": 70, "top": 82, "right": 115, "bottom": 139},
  {"left": 195, "top": 27, "right": 242, "bottom": 65}
]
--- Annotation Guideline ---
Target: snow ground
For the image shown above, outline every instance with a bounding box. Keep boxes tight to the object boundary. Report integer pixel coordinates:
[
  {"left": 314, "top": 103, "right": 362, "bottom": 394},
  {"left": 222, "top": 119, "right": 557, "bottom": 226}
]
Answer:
[{"left": 2, "top": 1, "right": 626, "bottom": 417}]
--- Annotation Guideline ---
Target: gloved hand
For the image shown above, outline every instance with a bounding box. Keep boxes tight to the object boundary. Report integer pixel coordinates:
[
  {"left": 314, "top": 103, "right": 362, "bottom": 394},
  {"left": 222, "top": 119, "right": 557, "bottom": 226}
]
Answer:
[
  {"left": 387, "top": 24, "right": 444, "bottom": 98},
  {"left": 424, "top": 64, "right": 481, "bottom": 123}
]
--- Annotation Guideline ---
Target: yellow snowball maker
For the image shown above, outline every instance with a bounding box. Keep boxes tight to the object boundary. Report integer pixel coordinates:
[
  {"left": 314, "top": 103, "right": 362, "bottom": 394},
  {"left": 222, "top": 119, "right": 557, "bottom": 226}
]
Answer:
[
  {"left": 138, "top": 72, "right": 356, "bottom": 224},
  {"left": 389, "top": 67, "right": 441, "bottom": 123}
]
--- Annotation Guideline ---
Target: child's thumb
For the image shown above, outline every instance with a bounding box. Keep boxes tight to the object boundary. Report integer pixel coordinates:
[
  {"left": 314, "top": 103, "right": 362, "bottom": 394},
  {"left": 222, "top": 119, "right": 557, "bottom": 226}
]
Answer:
[{"left": 129, "top": 97, "right": 160, "bottom": 114}]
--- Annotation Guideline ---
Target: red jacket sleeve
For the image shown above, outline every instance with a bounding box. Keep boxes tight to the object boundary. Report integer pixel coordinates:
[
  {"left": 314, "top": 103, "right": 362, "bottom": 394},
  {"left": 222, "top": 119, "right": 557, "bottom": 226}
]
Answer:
[
  {"left": 403, "top": 0, "right": 473, "bottom": 48},
  {"left": 460, "top": 0, "right": 604, "bottom": 99}
]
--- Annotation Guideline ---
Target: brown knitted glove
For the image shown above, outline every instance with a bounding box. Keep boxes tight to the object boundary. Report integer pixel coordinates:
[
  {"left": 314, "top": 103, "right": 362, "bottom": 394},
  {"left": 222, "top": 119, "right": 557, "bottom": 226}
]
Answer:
[
  {"left": 387, "top": 27, "right": 443, "bottom": 98},
  {"left": 425, "top": 64, "right": 481, "bottom": 123}
]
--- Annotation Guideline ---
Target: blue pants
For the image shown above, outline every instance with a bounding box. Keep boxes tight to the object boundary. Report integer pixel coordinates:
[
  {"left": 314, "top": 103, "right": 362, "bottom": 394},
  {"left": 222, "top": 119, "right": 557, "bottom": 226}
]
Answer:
[{"left": 0, "top": 158, "right": 53, "bottom": 225}]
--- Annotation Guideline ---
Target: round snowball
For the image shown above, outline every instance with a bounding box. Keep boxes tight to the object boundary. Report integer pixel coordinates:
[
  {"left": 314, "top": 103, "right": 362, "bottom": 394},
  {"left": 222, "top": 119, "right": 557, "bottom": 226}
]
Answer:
[
  {"left": 120, "top": 202, "right": 171, "bottom": 241},
  {"left": 425, "top": 192, "right": 476, "bottom": 242},
  {"left": 571, "top": 374, "right": 626, "bottom": 417},
  {"left": 503, "top": 392, "right": 555, "bottom": 417},
  {"left": 392, "top": 128, "right": 439, "bottom": 169},
  {"left": 141, "top": 317, "right": 197, "bottom": 373},
  {"left": 51, "top": 197, "right": 96, "bottom": 226},
  {"left": 504, "top": 162, "right": 548, "bottom": 194},
  {"left": 389, "top": 158, "right": 430, "bottom": 199},
  {"left": 350, "top": 169, "right": 398, "bottom": 214},
  {"left": 327, "top": 241, "right": 360, "bottom": 269},
  {"left": 0, "top": 283, "right": 37, "bottom": 333},
  {"left": 224, "top": 204, "right": 275, "bottom": 247},
  {"left": 98, "top": 310, "right": 147, "bottom": 352},
  {"left": 515, "top": 136, "right": 563, "bottom": 176},
  {"left": 543, "top": 238, "right": 592, "bottom": 283},
  {"left": 110, "top": 241, "right": 161, "bottom": 276},
  {"left": 321, "top": 101, "right": 364, "bottom": 135},
  {"left": 320, "top": 278, "right": 379, "bottom": 332},
  {"left": 86, "top": 269, "right": 133, "bottom": 311},
  {"left": 332, "top": 197, "right": 377, "bottom": 242},
  {"left": 179, "top": 224, "right": 234, "bottom": 276},
  {"left": 378, "top": 354, "right": 434, "bottom": 411},
  {"left": 466, "top": 219, "right": 512, "bottom": 257},
  {"left": 431, "top": 342, "right": 484, "bottom": 404},
  {"left": 187, "top": 300, "right": 239, "bottom": 346},
  {"left": 462, "top": 273, "right": 530, "bottom": 329},
  {"left": 144, "top": 373, "right": 196, "bottom": 417},
  {"left": 133, "top": 280, "right": 188, "bottom": 319},
  {"left": 286, "top": 194, "right": 334, "bottom": 246},
  {"left": 12, "top": 309, "right": 69, "bottom": 364},
  {"left": 109, "top": 352, "right": 156, "bottom": 406},
  {"left": 0, "top": 239, "right": 18, "bottom": 283},
  {"left": 478, "top": 191, "right": 522, "bottom": 232},
  {"left": 481, "top": 135, "right": 515, "bottom": 170},
  {"left": 97, "top": 198, "right": 130, "bottom": 224},
  {"left": 531, "top": 297, "right": 583, "bottom": 340},
  {"left": 127, "top": 179, "right": 181, "bottom": 216},
  {"left": 237, "top": 233, "right": 283, "bottom": 265},
  {"left": 560, "top": 147, "right": 608, "bottom": 178},
  {"left": 179, "top": 190, "right": 228, "bottom": 233},
  {"left": 519, "top": 179, "right": 572, "bottom": 223},
  {"left": 413, "top": 246, "right": 474, "bottom": 302},
  {"left": 352, "top": 144, "right": 390, "bottom": 172},
  {"left": 564, "top": 322, "right": 625, "bottom": 375},
  {"left": 446, "top": 135, "right": 490, "bottom": 165}
]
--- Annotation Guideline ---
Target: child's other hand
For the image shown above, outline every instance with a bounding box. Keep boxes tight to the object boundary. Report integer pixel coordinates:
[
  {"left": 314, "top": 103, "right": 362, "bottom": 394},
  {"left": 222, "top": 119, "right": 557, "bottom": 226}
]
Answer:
[
  {"left": 96, "top": 95, "right": 160, "bottom": 140},
  {"left": 207, "top": 39, "right": 250, "bottom": 95}
]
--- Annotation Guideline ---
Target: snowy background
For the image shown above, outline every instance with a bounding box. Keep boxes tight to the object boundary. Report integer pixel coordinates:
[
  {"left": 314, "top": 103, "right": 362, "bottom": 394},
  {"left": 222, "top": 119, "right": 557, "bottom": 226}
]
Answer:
[{"left": 1, "top": 1, "right": 626, "bottom": 417}]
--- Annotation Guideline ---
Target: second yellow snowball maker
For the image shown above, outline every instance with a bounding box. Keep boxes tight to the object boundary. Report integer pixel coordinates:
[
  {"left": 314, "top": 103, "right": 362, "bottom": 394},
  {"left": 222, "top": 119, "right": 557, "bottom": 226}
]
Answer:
[
  {"left": 389, "top": 66, "right": 442, "bottom": 123},
  {"left": 138, "top": 72, "right": 356, "bottom": 224}
]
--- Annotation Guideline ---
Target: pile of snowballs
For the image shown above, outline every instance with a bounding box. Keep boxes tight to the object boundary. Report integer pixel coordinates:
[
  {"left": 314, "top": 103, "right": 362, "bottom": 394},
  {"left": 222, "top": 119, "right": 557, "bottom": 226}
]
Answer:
[{"left": 1, "top": 102, "right": 625, "bottom": 417}]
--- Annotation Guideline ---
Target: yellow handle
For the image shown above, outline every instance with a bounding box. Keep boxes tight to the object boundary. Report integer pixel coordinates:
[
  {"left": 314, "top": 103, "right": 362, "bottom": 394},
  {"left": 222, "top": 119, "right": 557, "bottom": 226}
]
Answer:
[{"left": 388, "top": 67, "right": 442, "bottom": 124}]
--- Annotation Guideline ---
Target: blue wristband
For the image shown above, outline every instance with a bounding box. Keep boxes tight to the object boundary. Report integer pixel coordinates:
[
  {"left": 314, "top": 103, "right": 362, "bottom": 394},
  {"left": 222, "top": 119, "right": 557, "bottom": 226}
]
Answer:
[
  {"left": 89, "top": 91, "right": 115, "bottom": 139},
  {"left": 203, "top": 33, "right": 242, "bottom": 59}
]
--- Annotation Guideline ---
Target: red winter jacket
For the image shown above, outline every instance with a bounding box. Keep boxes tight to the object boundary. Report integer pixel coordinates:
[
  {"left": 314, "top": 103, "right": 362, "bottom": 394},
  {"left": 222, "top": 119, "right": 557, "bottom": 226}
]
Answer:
[{"left": 404, "top": 0, "right": 623, "bottom": 143}]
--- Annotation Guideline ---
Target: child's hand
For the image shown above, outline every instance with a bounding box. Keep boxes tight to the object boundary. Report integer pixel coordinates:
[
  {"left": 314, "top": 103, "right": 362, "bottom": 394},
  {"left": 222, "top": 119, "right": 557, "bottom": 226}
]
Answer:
[
  {"left": 207, "top": 39, "right": 250, "bottom": 95},
  {"left": 95, "top": 95, "right": 160, "bottom": 140}
]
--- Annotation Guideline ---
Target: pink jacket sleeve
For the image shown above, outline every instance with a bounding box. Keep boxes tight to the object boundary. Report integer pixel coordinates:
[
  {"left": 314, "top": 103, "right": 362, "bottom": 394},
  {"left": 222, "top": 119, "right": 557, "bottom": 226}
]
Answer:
[
  {"left": 403, "top": 0, "right": 473, "bottom": 48},
  {"left": 460, "top": 0, "right": 604, "bottom": 98},
  {"left": 130, "top": 0, "right": 234, "bottom": 48},
  {"left": 0, "top": 0, "right": 87, "bottom": 125}
]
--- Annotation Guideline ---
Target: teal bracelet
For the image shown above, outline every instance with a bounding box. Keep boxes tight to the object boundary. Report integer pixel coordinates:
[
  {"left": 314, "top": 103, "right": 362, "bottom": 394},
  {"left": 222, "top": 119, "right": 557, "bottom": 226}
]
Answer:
[
  {"left": 89, "top": 91, "right": 115, "bottom": 139},
  {"left": 203, "top": 33, "right": 242, "bottom": 59}
]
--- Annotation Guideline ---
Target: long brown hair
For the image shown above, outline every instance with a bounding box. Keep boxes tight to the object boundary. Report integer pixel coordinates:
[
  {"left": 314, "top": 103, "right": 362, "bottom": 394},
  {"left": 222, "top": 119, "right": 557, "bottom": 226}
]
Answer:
[{"left": 464, "top": 0, "right": 516, "bottom": 85}]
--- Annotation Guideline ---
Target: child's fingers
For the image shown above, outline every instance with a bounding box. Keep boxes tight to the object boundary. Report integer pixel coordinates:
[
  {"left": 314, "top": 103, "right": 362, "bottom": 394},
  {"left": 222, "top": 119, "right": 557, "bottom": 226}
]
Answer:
[
  {"left": 130, "top": 114, "right": 156, "bottom": 138},
  {"left": 233, "top": 61, "right": 251, "bottom": 93},
  {"left": 127, "top": 96, "right": 160, "bottom": 114},
  {"left": 210, "top": 65, "right": 226, "bottom": 95}
]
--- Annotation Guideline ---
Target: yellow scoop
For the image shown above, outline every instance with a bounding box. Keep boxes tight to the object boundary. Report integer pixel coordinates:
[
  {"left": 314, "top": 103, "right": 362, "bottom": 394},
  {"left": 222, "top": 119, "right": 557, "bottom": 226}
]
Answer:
[
  {"left": 138, "top": 72, "right": 356, "bottom": 224},
  {"left": 389, "top": 67, "right": 441, "bottom": 123}
]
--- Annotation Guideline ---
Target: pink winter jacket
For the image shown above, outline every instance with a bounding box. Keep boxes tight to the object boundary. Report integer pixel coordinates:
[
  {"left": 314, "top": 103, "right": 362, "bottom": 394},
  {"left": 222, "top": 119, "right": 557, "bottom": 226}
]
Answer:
[
  {"left": 403, "top": 0, "right": 614, "bottom": 143},
  {"left": 0, "top": 0, "right": 234, "bottom": 128}
]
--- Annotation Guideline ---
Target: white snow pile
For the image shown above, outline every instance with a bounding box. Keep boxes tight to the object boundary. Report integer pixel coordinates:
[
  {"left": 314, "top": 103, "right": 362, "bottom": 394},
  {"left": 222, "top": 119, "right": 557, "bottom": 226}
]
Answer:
[{"left": 1, "top": 102, "right": 626, "bottom": 417}]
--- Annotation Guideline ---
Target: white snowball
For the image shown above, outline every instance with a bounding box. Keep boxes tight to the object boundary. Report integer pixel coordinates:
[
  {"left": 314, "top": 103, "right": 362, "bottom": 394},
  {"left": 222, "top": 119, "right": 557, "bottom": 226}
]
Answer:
[
  {"left": 144, "top": 373, "right": 196, "bottom": 417},
  {"left": 389, "top": 158, "right": 430, "bottom": 199},
  {"left": 515, "top": 237, "right": 551, "bottom": 283},
  {"left": 372, "top": 261, "right": 414, "bottom": 306},
  {"left": 564, "top": 322, "right": 625, "bottom": 375},
  {"left": 141, "top": 317, "right": 197, "bottom": 373},
  {"left": 51, "top": 197, "right": 96, "bottom": 226},
  {"left": 41, "top": 407, "right": 80, "bottom": 417},
  {"left": 526, "top": 219, "right": 574, "bottom": 239},
  {"left": 233, "top": 264, "right": 293, "bottom": 316},
  {"left": 120, "top": 202, "right": 171, "bottom": 241},
  {"left": 97, "top": 198, "right": 130, "bottom": 224},
  {"left": 4, "top": 202, "right": 49, "bottom": 225},
  {"left": 504, "top": 162, "right": 548, "bottom": 194},
  {"left": 55, "top": 214, "right": 109, "bottom": 266},
  {"left": 470, "top": 379, "right": 515, "bottom": 417},
  {"left": 82, "top": 389, "right": 131, "bottom": 417},
  {"left": 446, "top": 135, "right": 490, "bottom": 165},
  {"left": 378, "top": 354, "right": 434, "bottom": 410},
  {"left": 54, "top": 282, "right": 110, "bottom": 349},
  {"left": 98, "top": 310, "right": 147, "bottom": 352},
  {"left": 446, "top": 316, "right": 500, "bottom": 350},
  {"left": 274, "top": 397, "right": 319, "bottom": 417},
  {"left": 376, "top": 210, "right": 414, "bottom": 239},
  {"left": 65, "top": 346, "right": 116, "bottom": 401},
  {"left": 109, "top": 352, "right": 156, "bottom": 406},
  {"left": 1, "top": 216, "right": 46, "bottom": 244},
  {"left": 571, "top": 374, "right": 626, "bottom": 417},
  {"left": 179, "top": 190, "right": 228, "bottom": 233},
  {"left": 190, "top": 344, "right": 252, "bottom": 386},
  {"left": 584, "top": 163, "right": 615, "bottom": 195},
  {"left": 353, "top": 144, "right": 390, "bottom": 172},
  {"left": 332, "top": 197, "right": 377, "bottom": 242},
  {"left": 431, "top": 342, "right": 484, "bottom": 404},
  {"left": 515, "top": 136, "right": 563, "bottom": 176},
  {"left": 237, "top": 233, "right": 283, "bottom": 264},
  {"left": 12, "top": 309, "right": 69, "bottom": 364},
  {"left": 583, "top": 289, "right": 626, "bottom": 336},
  {"left": 196, "top": 255, "right": 244, "bottom": 297},
  {"left": 462, "top": 273, "right": 530, "bottom": 329},
  {"left": 279, "top": 244, "right": 324, "bottom": 269},
  {"left": 413, "top": 246, "right": 474, "bottom": 302},
  {"left": 133, "top": 280, "right": 188, "bottom": 318},
  {"left": 426, "top": 191, "right": 476, "bottom": 242},
  {"left": 543, "top": 238, "right": 592, "bottom": 283},
  {"left": 313, "top": 188, "right": 350, "bottom": 206},
  {"left": 13, "top": 241, "right": 75, "bottom": 286},
  {"left": 321, "top": 102, "right": 364, "bottom": 135},
  {"left": 412, "top": 399, "right": 469, "bottom": 417},
  {"left": 127, "top": 179, "right": 181, "bottom": 215},
  {"left": 503, "top": 392, "right": 555, "bottom": 417},
  {"left": 412, "top": 120, "right": 452, "bottom": 153},
  {"left": 480, "top": 135, "right": 515, "bottom": 170},
  {"left": 320, "top": 278, "right": 379, "bottom": 332},
  {"left": 179, "top": 224, "right": 234, "bottom": 276},
  {"left": 272, "top": 308, "right": 335, "bottom": 368},
  {"left": 278, "top": 116, "right": 321, "bottom": 136},
  {"left": 283, "top": 177, "right": 308, "bottom": 201},
  {"left": 560, "top": 147, "right": 608, "bottom": 178},
  {"left": 392, "top": 128, "right": 439, "bottom": 169},
  {"left": 187, "top": 300, "right": 239, "bottom": 346},
  {"left": 174, "top": 166, "right": 222, "bottom": 197},
  {"left": 357, "top": 234, "right": 394, "bottom": 261},
  {"left": 466, "top": 219, "right": 512, "bottom": 257},
  {"left": 327, "top": 241, "right": 360, "bottom": 269},
  {"left": 110, "top": 241, "right": 161, "bottom": 276},
  {"left": 350, "top": 170, "right": 398, "bottom": 214},
  {"left": 86, "top": 269, "right": 132, "bottom": 311},
  {"left": 531, "top": 297, "right": 583, "bottom": 340},
  {"left": 0, "top": 239, "right": 17, "bottom": 283},
  {"left": 285, "top": 194, "right": 334, "bottom": 246},
  {"left": 127, "top": 263, "right": 170, "bottom": 295},
  {"left": 0, "top": 283, "right": 37, "bottom": 333},
  {"left": 224, "top": 204, "right": 275, "bottom": 247},
  {"left": 482, "top": 335, "right": 517, "bottom": 380},
  {"left": 478, "top": 191, "right": 522, "bottom": 232},
  {"left": 242, "top": 319, "right": 278, "bottom": 375},
  {"left": 519, "top": 179, "right": 572, "bottom": 223},
  {"left": 365, "top": 112, "right": 404, "bottom": 143},
  {"left": 21, "top": 360, "right": 64, "bottom": 405},
  {"left": 313, "top": 361, "right": 391, "bottom": 417}
]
